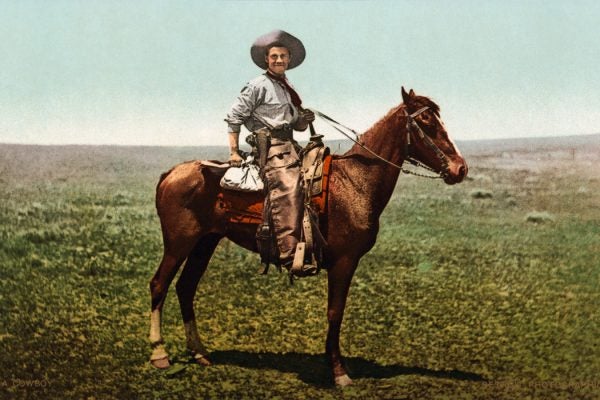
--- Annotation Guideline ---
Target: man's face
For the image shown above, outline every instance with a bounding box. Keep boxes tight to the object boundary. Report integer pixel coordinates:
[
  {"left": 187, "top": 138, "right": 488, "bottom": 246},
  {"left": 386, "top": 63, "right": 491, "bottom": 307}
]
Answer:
[{"left": 266, "top": 47, "right": 290, "bottom": 76}]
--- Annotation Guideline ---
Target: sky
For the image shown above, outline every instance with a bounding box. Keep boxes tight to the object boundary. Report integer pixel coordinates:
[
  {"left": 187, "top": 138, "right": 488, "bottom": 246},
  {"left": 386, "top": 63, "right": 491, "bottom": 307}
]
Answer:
[{"left": 1, "top": 0, "right": 599, "bottom": 146}]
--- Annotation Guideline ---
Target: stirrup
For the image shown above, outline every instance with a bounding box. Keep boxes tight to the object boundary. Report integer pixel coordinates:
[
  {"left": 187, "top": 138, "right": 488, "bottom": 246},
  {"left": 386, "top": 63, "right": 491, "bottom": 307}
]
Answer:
[
  {"left": 289, "top": 242, "right": 319, "bottom": 278},
  {"left": 287, "top": 263, "right": 319, "bottom": 285}
]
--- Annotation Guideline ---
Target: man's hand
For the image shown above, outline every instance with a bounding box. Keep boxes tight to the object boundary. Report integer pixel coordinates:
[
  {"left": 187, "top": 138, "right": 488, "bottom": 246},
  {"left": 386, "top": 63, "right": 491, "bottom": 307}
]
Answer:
[
  {"left": 294, "top": 109, "right": 316, "bottom": 131},
  {"left": 302, "top": 109, "right": 315, "bottom": 123},
  {"left": 228, "top": 151, "right": 243, "bottom": 167},
  {"left": 228, "top": 131, "right": 243, "bottom": 167}
]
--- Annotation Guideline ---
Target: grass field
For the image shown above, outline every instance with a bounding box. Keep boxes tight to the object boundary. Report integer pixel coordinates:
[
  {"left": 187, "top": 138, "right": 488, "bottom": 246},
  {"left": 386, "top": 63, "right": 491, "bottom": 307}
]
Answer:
[{"left": 1, "top": 136, "right": 599, "bottom": 399}]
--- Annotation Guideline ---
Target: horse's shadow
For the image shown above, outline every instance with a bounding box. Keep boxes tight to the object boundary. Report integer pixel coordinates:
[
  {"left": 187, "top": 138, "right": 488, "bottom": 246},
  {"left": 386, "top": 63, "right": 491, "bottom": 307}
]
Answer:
[{"left": 206, "top": 350, "right": 485, "bottom": 387}]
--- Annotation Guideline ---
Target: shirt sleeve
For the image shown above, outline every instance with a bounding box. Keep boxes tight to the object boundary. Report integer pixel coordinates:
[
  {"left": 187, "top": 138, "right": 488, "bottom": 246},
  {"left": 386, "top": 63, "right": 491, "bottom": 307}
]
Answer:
[{"left": 225, "top": 84, "right": 261, "bottom": 133}]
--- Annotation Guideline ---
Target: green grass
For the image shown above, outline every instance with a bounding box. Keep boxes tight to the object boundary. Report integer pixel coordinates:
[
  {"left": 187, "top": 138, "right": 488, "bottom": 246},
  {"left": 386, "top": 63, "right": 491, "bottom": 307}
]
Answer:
[{"left": 0, "top": 143, "right": 599, "bottom": 399}]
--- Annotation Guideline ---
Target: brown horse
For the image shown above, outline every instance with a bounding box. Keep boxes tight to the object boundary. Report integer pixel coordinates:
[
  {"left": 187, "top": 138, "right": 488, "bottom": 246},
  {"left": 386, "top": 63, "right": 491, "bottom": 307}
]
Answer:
[{"left": 148, "top": 88, "right": 468, "bottom": 386}]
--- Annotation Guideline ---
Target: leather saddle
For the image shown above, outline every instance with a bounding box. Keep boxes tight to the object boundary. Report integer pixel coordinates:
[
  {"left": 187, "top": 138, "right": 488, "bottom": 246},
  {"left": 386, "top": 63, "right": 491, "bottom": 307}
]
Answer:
[{"left": 214, "top": 146, "right": 332, "bottom": 226}]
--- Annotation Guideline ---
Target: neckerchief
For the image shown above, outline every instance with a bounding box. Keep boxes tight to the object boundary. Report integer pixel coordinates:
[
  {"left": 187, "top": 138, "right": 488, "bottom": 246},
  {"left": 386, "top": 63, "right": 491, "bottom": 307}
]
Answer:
[{"left": 265, "top": 70, "right": 302, "bottom": 108}]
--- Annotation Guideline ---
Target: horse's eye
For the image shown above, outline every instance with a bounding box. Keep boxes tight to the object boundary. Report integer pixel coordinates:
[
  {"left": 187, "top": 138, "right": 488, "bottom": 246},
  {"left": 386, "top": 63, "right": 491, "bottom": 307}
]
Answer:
[
  {"left": 421, "top": 113, "right": 438, "bottom": 138},
  {"left": 419, "top": 112, "right": 432, "bottom": 124}
]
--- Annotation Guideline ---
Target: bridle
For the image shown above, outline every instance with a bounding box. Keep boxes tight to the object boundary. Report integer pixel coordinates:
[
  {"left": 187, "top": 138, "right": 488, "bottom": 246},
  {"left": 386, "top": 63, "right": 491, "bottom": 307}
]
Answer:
[
  {"left": 402, "top": 106, "right": 450, "bottom": 179},
  {"left": 310, "top": 107, "right": 451, "bottom": 179}
]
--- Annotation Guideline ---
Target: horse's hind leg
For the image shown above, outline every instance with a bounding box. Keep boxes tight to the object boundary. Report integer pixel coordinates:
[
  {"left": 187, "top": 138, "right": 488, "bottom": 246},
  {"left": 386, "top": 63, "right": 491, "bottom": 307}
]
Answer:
[
  {"left": 149, "top": 253, "right": 186, "bottom": 368},
  {"left": 175, "top": 233, "right": 222, "bottom": 365}
]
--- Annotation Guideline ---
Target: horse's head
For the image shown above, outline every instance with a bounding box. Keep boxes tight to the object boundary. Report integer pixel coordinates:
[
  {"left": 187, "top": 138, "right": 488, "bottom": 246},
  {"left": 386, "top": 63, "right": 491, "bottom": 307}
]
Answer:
[{"left": 400, "top": 87, "right": 468, "bottom": 185}]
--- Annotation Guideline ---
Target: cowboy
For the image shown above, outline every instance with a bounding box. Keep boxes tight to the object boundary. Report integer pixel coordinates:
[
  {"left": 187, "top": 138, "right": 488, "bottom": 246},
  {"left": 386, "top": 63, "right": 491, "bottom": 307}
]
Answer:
[{"left": 225, "top": 29, "right": 316, "bottom": 277}]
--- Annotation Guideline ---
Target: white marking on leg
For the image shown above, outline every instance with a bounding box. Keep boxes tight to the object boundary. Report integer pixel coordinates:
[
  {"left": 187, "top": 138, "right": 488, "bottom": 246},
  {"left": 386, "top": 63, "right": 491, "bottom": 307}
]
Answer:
[
  {"left": 149, "top": 309, "right": 162, "bottom": 345},
  {"left": 150, "top": 309, "right": 169, "bottom": 364},
  {"left": 150, "top": 344, "right": 169, "bottom": 361},
  {"left": 335, "top": 374, "right": 353, "bottom": 387}
]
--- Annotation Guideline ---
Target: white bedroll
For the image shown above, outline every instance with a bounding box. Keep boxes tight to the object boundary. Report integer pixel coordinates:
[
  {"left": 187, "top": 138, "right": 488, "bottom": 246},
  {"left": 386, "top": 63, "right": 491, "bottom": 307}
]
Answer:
[{"left": 217, "top": 155, "right": 264, "bottom": 192}]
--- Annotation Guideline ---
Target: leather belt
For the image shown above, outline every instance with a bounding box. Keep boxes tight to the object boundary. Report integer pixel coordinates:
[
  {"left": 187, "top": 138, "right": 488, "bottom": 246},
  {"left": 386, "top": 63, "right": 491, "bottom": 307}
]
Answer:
[{"left": 270, "top": 126, "right": 293, "bottom": 140}]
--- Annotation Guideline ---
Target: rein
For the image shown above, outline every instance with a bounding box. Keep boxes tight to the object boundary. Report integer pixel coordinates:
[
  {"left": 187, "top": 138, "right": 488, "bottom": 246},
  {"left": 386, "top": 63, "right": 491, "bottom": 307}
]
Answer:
[{"left": 309, "top": 107, "right": 449, "bottom": 179}]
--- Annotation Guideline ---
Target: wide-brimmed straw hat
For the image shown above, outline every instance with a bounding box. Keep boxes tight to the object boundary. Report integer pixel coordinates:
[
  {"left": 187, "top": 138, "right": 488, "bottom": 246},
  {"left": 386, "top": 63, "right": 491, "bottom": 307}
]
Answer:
[{"left": 250, "top": 29, "right": 306, "bottom": 70}]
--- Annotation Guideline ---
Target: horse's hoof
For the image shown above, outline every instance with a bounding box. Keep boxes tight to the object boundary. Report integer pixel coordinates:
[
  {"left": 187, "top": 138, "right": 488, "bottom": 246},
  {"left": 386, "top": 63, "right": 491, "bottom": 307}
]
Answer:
[
  {"left": 150, "top": 357, "right": 171, "bottom": 369},
  {"left": 335, "top": 374, "right": 353, "bottom": 387},
  {"left": 193, "top": 354, "right": 212, "bottom": 366}
]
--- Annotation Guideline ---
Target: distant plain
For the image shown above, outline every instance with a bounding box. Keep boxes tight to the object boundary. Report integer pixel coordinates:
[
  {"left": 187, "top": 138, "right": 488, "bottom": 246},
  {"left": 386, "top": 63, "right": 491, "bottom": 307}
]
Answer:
[{"left": 0, "top": 134, "right": 598, "bottom": 399}]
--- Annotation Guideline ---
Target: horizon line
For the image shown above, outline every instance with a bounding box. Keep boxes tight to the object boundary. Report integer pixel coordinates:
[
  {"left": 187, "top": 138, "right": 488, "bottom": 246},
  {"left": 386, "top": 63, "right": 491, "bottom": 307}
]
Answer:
[
  {"left": 1, "top": 132, "right": 599, "bottom": 148},
  {"left": 0, "top": 142, "right": 225, "bottom": 148}
]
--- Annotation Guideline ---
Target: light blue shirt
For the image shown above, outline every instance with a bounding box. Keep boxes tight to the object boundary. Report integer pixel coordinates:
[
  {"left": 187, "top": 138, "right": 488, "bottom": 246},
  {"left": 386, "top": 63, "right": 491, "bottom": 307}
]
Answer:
[{"left": 225, "top": 73, "right": 300, "bottom": 134}]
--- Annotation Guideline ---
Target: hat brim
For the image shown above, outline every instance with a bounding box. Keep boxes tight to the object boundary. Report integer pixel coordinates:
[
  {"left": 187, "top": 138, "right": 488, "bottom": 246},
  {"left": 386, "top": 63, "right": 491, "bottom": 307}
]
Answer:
[{"left": 250, "top": 29, "right": 305, "bottom": 70}]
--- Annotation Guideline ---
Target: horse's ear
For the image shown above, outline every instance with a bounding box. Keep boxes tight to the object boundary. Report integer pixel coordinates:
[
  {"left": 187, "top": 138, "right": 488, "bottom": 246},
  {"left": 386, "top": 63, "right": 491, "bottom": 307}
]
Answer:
[{"left": 401, "top": 87, "right": 411, "bottom": 104}]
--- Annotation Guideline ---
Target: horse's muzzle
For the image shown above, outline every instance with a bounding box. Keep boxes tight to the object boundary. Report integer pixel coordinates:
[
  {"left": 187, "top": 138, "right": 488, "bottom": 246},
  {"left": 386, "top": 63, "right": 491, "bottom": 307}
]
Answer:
[{"left": 444, "top": 159, "right": 468, "bottom": 185}]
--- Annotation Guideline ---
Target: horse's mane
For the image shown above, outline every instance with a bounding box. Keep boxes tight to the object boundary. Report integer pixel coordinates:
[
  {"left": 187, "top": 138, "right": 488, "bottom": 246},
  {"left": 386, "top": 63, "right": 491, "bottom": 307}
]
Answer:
[
  {"left": 343, "top": 95, "right": 440, "bottom": 158},
  {"left": 343, "top": 106, "right": 400, "bottom": 157}
]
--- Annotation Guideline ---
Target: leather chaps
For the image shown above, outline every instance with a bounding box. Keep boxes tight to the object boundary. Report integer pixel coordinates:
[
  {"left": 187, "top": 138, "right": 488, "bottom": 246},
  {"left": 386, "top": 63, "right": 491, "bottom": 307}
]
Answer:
[{"left": 261, "top": 138, "right": 303, "bottom": 266}]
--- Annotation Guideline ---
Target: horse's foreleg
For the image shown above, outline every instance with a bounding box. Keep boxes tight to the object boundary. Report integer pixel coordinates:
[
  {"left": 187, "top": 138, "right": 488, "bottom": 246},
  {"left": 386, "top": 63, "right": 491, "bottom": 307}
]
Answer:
[
  {"left": 326, "top": 256, "right": 358, "bottom": 387},
  {"left": 149, "top": 253, "right": 185, "bottom": 368},
  {"left": 175, "top": 233, "right": 221, "bottom": 366}
]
